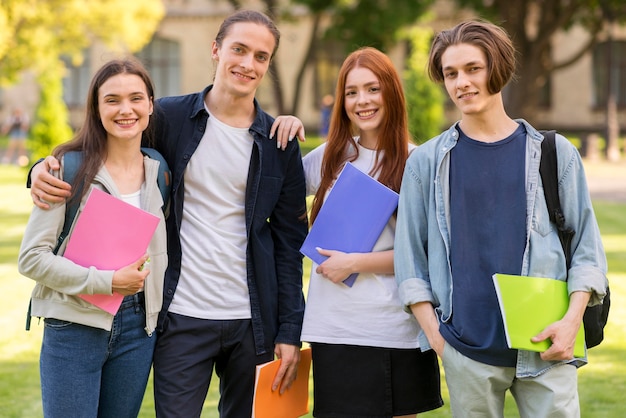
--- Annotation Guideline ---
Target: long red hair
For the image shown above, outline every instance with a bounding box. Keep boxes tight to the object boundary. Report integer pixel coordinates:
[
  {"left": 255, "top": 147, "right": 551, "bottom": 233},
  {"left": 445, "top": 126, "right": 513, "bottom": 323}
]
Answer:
[{"left": 310, "top": 47, "right": 411, "bottom": 224}]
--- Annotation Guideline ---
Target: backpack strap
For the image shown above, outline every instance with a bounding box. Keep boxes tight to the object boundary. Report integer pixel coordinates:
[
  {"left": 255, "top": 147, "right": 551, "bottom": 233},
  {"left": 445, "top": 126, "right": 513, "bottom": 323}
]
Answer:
[
  {"left": 52, "top": 151, "right": 84, "bottom": 255},
  {"left": 538, "top": 130, "right": 575, "bottom": 268},
  {"left": 539, "top": 131, "right": 610, "bottom": 349},
  {"left": 141, "top": 147, "right": 171, "bottom": 211}
]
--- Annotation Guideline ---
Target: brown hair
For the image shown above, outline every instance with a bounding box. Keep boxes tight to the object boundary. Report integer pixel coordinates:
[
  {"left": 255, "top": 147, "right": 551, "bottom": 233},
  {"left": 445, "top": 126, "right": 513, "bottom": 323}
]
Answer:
[
  {"left": 310, "top": 47, "right": 410, "bottom": 224},
  {"left": 53, "top": 58, "right": 155, "bottom": 204},
  {"left": 427, "top": 20, "right": 517, "bottom": 94},
  {"left": 215, "top": 9, "right": 280, "bottom": 57}
]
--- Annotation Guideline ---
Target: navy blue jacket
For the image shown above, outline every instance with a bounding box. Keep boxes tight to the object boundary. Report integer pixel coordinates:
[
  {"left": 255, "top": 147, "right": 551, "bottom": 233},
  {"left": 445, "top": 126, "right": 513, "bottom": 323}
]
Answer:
[{"left": 152, "top": 85, "right": 308, "bottom": 354}]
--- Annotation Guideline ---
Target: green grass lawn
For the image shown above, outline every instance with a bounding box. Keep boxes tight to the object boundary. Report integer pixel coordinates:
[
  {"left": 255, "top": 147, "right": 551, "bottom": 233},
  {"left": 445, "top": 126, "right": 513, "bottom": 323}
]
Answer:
[{"left": 1, "top": 160, "right": 624, "bottom": 417}]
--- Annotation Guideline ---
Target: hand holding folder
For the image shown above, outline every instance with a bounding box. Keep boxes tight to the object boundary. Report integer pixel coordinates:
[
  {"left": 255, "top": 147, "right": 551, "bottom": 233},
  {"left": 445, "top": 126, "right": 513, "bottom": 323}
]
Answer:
[
  {"left": 492, "top": 273, "right": 586, "bottom": 357},
  {"left": 63, "top": 188, "right": 160, "bottom": 314},
  {"left": 300, "top": 163, "right": 398, "bottom": 287},
  {"left": 252, "top": 347, "right": 312, "bottom": 418}
]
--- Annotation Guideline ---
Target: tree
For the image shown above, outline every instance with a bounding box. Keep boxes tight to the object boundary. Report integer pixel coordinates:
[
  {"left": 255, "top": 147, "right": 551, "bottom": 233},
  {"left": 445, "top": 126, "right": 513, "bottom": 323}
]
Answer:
[
  {"left": 0, "top": 0, "right": 164, "bottom": 158},
  {"left": 287, "top": 0, "right": 436, "bottom": 114},
  {"left": 453, "top": 0, "right": 626, "bottom": 159},
  {"left": 402, "top": 26, "right": 445, "bottom": 143}
]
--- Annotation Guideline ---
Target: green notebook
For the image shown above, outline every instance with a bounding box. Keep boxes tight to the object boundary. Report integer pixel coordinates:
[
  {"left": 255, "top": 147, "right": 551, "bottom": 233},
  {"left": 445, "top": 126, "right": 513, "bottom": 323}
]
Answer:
[{"left": 492, "top": 273, "right": 586, "bottom": 358}]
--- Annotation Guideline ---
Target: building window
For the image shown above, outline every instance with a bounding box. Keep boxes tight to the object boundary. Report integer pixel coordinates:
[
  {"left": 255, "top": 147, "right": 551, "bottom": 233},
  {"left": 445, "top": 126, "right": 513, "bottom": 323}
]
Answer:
[
  {"left": 593, "top": 40, "right": 626, "bottom": 108},
  {"left": 136, "top": 38, "right": 181, "bottom": 98},
  {"left": 62, "top": 55, "right": 91, "bottom": 108}
]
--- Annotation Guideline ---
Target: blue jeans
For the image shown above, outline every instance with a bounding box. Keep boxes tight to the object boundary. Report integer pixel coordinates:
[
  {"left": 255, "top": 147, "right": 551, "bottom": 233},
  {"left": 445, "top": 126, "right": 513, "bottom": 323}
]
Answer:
[{"left": 40, "top": 293, "right": 155, "bottom": 418}]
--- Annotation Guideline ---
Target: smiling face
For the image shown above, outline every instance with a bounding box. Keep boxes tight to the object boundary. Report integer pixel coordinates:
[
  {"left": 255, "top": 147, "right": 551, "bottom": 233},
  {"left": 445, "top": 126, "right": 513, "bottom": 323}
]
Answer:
[
  {"left": 441, "top": 42, "right": 501, "bottom": 119},
  {"left": 98, "top": 73, "right": 153, "bottom": 144},
  {"left": 211, "top": 21, "right": 275, "bottom": 100},
  {"left": 343, "top": 66, "right": 385, "bottom": 143}
]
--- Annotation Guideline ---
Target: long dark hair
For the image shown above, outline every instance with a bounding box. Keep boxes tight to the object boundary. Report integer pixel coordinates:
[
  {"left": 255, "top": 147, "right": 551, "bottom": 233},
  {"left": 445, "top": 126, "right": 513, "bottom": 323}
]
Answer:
[
  {"left": 53, "top": 58, "right": 155, "bottom": 204},
  {"left": 310, "top": 47, "right": 410, "bottom": 224}
]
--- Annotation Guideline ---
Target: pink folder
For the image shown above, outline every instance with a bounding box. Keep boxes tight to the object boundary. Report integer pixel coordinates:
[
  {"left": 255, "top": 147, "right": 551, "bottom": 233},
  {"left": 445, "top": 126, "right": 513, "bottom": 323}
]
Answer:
[{"left": 63, "top": 188, "right": 160, "bottom": 314}]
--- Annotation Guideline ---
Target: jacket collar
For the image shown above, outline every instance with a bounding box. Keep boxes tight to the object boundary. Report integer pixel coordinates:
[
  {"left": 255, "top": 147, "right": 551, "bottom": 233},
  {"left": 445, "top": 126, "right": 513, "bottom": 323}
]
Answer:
[{"left": 193, "top": 85, "right": 271, "bottom": 139}]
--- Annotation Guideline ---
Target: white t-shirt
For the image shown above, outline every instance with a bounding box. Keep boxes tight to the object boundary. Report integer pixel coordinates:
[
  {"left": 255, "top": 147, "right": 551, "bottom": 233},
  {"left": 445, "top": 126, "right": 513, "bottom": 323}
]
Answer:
[
  {"left": 300, "top": 139, "right": 421, "bottom": 349},
  {"left": 169, "top": 111, "right": 252, "bottom": 319},
  {"left": 120, "top": 189, "right": 143, "bottom": 291}
]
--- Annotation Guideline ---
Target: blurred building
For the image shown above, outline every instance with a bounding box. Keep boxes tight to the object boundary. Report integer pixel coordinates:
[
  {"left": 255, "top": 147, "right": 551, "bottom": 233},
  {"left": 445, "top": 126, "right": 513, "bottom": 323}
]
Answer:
[{"left": 1, "top": 0, "right": 625, "bottom": 140}]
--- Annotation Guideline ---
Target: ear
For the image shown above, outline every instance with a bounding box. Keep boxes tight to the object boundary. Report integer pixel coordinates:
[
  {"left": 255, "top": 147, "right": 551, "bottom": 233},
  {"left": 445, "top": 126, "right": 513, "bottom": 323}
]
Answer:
[
  {"left": 211, "top": 40, "right": 219, "bottom": 61},
  {"left": 148, "top": 99, "right": 154, "bottom": 116}
]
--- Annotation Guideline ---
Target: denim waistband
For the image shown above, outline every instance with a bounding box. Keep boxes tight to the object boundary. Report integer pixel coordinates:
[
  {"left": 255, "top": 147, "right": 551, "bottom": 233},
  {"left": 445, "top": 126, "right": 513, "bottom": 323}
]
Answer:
[{"left": 120, "top": 292, "right": 145, "bottom": 310}]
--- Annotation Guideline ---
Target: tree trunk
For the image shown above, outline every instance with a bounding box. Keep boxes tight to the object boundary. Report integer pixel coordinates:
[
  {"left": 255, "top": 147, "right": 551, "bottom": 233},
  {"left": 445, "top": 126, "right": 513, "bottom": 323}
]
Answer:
[
  {"left": 263, "top": 0, "right": 285, "bottom": 114},
  {"left": 605, "top": 92, "right": 621, "bottom": 161},
  {"left": 268, "top": 61, "right": 285, "bottom": 114},
  {"left": 290, "top": 14, "right": 321, "bottom": 115},
  {"left": 504, "top": 47, "right": 547, "bottom": 125},
  {"left": 605, "top": 25, "right": 621, "bottom": 162}
]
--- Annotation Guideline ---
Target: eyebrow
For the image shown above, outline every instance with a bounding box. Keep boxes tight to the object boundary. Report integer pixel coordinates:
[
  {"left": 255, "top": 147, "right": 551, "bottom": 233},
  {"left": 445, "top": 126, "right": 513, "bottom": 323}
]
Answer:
[
  {"left": 443, "top": 60, "right": 484, "bottom": 71},
  {"left": 345, "top": 81, "right": 380, "bottom": 90},
  {"left": 102, "top": 91, "right": 147, "bottom": 98},
  {"left": 232, "top": 41, "right": 271, "bottom": 57}
]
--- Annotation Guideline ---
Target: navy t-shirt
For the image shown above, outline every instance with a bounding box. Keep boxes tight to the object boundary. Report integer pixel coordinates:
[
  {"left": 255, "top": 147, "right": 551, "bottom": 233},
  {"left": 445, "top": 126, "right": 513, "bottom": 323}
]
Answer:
[{"left": 440, "top": 123, "right": 527, "bottom": 367}]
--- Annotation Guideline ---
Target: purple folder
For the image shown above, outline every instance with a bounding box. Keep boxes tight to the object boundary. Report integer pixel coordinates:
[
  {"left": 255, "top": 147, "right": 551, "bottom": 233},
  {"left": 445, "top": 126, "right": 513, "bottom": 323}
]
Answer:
[{"left": 300, "top": 162, "right": 399, "bottom": 287}]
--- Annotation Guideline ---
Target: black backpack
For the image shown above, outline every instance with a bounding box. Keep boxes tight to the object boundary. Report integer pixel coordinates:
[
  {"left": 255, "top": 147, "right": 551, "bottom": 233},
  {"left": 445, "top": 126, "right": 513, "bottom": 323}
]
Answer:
[{"left": 539, "top": 130, "right": 610, "bottom": 349}]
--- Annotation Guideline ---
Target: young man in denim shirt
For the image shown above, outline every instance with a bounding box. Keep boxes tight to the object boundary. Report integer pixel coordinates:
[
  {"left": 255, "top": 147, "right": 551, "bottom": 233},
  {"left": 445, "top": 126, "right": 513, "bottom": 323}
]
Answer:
[{"left": 394, "top": 20, "right": 608, "bottom": 418}]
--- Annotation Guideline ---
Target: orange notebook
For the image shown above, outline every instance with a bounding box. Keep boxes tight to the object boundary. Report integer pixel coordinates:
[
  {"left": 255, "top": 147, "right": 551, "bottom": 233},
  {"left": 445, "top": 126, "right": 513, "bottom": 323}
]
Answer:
[{"left": 252, "top": 347, "right": 312, "bottom": 418}]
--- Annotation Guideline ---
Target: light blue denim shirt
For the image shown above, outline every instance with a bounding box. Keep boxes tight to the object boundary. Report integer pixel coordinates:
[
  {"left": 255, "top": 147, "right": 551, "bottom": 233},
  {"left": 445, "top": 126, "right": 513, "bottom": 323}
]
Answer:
[{"left": 395, "top": 120, "right": 608, "bottom": 377}]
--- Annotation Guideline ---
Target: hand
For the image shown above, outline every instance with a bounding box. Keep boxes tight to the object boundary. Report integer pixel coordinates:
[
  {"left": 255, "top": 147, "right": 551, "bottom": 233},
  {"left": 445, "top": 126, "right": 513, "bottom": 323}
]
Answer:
[
  {"left": 410, "top": 302, "right": 445, "bottom": 358},
  {"left": 532, "top": 318, "right": 581, "bottom": 361},
  {"left": 270, "top": 115, "right": 306, "bottom": 151},
  {"left": 272, "top": 344, "right": 301, "bottom": 394},
  {"left": 112, "top": 254, "right": 150, "bottom": 296},
  {"left": 532, "top": 290, "right": 589, "bottom": 361},
  {"left": 315, "top": 248, "right": 355, "bottom": 283},
  {"left": 31, "top": 156, "right": 71, "bottom": 209},
  {"left": 428, "top": 331, "right": 446, "bottom": 358}
]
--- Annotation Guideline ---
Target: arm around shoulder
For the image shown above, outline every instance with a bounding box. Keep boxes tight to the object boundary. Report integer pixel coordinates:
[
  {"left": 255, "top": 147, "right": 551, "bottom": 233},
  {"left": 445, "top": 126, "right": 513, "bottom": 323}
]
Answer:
[{"left": 28, "top": 156, "right": 72, "bottom": 209}]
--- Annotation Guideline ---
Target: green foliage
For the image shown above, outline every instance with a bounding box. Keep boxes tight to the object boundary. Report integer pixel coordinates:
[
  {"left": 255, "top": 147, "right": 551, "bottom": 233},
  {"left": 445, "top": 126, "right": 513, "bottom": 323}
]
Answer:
[
  {"left": 402, "top": 26, "right": 445, "bottom": 144},
  {"left": 29, "top": 68, "right": 73, "bottom": 160},
  {"left": 0, "top": 0, "right": 164, "bottom": 83},
  {"left": 0, "top": 0, "right": 165, "bottom": 160},
  {"left": 302, "top": 0, "right": 436, "bottom": 53},
  {"left": 454, "top": 0, "right": 626, "bottom": 29}
]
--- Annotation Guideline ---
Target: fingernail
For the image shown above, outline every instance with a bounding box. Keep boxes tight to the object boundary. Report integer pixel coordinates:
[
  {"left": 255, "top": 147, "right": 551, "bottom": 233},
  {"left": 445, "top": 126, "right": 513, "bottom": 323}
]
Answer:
[
  {"left": 288, "top": 135, "right": 293, "bottom": 142},
  {"left": 277, "top": 141, "right": 281, "bottom": 149}
]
